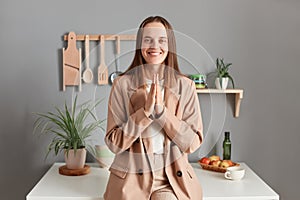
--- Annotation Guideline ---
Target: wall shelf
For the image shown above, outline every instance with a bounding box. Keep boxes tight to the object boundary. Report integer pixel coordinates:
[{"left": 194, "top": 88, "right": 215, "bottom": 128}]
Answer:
[{"left": 196, "top": 89, "right": 243, "bottom": 118}]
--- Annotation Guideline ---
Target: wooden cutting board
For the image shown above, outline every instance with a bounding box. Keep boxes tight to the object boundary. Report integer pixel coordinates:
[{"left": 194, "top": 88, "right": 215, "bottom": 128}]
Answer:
[
  {"left": 59, "top": 165, "right": 90, "bottom": 176},
  {"left": 62, "top": 32, "right": 82, "bottom": 91}
]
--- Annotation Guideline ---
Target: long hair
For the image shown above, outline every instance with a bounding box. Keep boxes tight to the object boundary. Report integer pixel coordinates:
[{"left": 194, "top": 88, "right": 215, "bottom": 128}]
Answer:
[{"left": 121, "top": 16, "right": 184, "bottom": 88}]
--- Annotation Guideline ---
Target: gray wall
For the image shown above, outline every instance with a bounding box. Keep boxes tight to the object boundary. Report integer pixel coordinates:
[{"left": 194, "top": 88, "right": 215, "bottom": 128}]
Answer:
[{"left": 1, "top": 0, "right": 299, "bottom": 199}]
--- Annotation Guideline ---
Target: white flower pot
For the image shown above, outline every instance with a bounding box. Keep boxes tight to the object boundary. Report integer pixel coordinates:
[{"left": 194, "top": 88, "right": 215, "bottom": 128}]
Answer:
[
  {"left": 215, "top": 77, "right": 229, "bottom": 89},
  {"left": 64, "top": 148, "right": 86, "bottom": 169}
]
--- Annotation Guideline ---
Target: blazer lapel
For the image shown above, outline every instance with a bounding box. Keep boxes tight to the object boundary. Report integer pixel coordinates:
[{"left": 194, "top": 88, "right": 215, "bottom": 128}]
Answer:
[{"left": 164, "top": 86, "right": 180, "bottom": 115}]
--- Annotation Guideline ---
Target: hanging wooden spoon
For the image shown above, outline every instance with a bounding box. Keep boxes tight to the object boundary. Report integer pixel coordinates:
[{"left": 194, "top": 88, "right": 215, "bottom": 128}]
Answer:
[{"left": 82, "top": 35, "right": 93, "bottom": 83}]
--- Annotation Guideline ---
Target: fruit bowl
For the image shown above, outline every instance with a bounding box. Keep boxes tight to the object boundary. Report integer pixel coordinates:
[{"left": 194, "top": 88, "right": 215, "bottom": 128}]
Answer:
[{"left": 199, "top": 161, "right": 240, "bottom": 173}]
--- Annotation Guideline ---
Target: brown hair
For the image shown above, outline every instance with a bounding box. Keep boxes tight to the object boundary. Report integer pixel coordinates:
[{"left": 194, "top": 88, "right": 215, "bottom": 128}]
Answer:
[{"left": 121, "top": 16, "right": 184, "bottom": 88}]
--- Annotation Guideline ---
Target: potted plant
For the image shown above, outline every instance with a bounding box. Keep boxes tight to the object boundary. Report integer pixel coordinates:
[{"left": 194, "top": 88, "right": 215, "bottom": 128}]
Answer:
[
  {"left": 209, "top": 58, "right": 235, "bottom": 89},
  {"left": 33, "top": 96, "right": 105, "bottom": 169}
]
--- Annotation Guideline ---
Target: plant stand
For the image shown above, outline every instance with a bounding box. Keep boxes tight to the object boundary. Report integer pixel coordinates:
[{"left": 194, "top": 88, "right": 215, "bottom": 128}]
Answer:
[{"left": 59, "top": 165, "right": 90, "bottom": 176}]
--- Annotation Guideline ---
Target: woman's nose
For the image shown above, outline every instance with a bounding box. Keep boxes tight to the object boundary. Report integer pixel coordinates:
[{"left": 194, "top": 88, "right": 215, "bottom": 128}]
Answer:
[{"left": 150, "top": 39, "right": 159, "bottom": 48}]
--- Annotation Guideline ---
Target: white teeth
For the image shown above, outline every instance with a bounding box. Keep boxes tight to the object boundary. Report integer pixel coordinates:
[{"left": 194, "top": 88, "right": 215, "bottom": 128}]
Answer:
[{"left": 148, "top": 52, "right": 161, "bottom": 56}]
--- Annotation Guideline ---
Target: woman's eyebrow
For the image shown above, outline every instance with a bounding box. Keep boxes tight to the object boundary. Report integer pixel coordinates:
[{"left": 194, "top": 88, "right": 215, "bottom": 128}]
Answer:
[{"left": 143, "top": 36, "right": 167, "bottom": 39}]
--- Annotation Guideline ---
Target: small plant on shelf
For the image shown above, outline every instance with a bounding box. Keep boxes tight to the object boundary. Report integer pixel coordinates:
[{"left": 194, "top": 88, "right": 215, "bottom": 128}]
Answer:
[{"left": 209, "top": 58, "right": 235, "bottom": 89}]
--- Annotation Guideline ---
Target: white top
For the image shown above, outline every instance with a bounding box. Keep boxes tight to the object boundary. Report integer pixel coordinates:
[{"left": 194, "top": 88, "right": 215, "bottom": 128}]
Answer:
[
  {"left": 145, "top": 78, "right": 165, "bottom": 154},
  {"left": 26, "top": 162, "right": 280, "bottom": 200}
]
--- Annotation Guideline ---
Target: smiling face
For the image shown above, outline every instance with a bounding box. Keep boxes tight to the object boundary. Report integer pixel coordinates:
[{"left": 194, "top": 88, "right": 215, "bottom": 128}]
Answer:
[{"left": 141, "top": 22, "right": 168, "bottom": 65}]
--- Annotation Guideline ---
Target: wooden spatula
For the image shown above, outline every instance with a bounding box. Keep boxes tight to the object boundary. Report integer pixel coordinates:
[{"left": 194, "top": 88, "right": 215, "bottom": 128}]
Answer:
[{"left": 98, "top": 35, "right": 108, "bottom": 85}]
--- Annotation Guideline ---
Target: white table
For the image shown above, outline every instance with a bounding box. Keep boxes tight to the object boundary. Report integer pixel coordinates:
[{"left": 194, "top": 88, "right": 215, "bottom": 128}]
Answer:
[
  {"left": 191, "top": 163, "right": 279, "bottom": 200},
  {"left": 26, "top": 162, "right": 279, "bottom": 200}
]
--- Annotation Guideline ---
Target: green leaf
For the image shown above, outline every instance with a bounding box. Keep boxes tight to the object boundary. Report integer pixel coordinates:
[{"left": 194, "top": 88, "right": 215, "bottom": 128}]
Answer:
[
  {"left": 33, "top": 117, "right": 44, "bottom": 135},
  {"left": 227, "top": 75, "right": 235, "bottom": 88},
  {"left": 54, "top": 107, "right": 68, "bottom": 125},
  {"left": 37, "top": 112, "right": 68, "bottom": 134},
  {"left": 216, "top": 58, "right": 220, "bottom": 70},
  {"left": 225, "top": 63, "right": 232, "bottom": 68},
  {"left": 220, "top": 58, "right": 225, "bottom": 68},
  {"left": 72, "top": 95, "right": 78, "bottom": 122},
  {"left": 54, "top": 140, "right": 61, "bottom": 155},
  {"left": 50, "top": 130, "right": 68, "bottom": 139}
]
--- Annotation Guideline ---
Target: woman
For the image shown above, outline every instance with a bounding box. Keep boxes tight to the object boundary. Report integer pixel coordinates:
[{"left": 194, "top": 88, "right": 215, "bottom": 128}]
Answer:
[{"left": 104, "top": 16, "right": 203, "bottom": 200}]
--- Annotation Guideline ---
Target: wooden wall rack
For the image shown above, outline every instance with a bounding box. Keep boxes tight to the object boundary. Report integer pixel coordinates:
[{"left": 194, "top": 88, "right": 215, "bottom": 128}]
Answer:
[{"left": 63, "top": 34, "right": 136, "bottom": 41}]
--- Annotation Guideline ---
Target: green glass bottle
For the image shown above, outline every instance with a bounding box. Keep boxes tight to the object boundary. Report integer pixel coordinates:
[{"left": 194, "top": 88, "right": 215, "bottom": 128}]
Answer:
[{"left": 223, "top": 132, "right": 231, "bottom": 160}]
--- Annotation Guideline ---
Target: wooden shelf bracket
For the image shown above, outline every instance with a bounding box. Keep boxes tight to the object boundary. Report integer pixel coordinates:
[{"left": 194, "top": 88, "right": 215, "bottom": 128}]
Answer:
[
  {"left": 196, "top": 89, "right": 244, "bottom": 118},
  {"left": 235, "top": 90, "right": 243, "bottom": 117}
]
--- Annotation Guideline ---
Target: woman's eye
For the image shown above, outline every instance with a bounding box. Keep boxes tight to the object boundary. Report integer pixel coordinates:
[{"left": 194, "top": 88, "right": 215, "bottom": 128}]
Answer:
[
  {"left": 143, "top": 38, "right": 152, "bottom": 43},
  {"left": 159, "top": 39, "right": 167, "bottom": 44}
]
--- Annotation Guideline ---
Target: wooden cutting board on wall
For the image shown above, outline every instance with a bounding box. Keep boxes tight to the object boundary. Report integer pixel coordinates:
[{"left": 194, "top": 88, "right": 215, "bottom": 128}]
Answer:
[{"left": 62, "top": 32, "right": 81, "bottom": 91}]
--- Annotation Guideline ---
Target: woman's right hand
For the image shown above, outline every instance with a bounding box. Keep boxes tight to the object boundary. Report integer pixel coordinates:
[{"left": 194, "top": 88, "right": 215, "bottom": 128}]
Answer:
[{"left": 144, "top": 76, "right": 156, "bottom": 117}]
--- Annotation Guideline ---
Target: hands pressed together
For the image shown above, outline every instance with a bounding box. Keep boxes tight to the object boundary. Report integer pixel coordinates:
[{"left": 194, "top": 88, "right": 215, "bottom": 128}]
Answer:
[{"left": 144, "top": 74, "right": 165, "bottom": 118}]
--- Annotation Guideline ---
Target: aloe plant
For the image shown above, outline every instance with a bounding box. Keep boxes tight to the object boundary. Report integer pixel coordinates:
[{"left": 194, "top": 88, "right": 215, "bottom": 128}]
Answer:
[
  {"left": 33, "top": 96, "right": 106, "bottom": 159},
  {"left": 209, "top": 58, "right": 235, "bottom": 88}
]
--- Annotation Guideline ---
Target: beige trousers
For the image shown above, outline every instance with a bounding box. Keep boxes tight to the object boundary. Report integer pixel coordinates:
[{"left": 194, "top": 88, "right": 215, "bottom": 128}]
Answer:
[{"left": 150, "top": 154, "right": 178, "bottom": 200}]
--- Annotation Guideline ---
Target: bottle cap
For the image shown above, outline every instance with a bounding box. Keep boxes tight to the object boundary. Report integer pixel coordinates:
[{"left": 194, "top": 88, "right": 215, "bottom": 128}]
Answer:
[{"left": 225, "top": 132, "right": 230, "bottom": 137}]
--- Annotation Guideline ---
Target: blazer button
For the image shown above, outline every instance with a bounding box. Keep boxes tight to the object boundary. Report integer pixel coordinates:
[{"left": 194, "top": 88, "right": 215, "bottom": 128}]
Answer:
[
  {"left": 138, "top": 169, "right": 143, "bottom": 176},
  {"left": 176, "top": 170, "right": 182, "bottom": 177}
]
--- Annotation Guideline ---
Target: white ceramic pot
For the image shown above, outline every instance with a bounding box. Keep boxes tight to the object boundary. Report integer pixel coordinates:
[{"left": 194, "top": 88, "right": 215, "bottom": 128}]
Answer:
[
  {"left": 215, "top": 77, "right": 229, "bottom": 89},
  {"left": 64, "top": 148, "right": 86, "bottom": 169}
]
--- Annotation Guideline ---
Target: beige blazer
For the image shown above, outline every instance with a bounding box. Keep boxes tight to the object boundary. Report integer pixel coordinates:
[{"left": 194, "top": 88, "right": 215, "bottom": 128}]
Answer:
[{"left": 104, "top": 72, "right": 203, "bottom": 200}]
